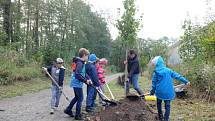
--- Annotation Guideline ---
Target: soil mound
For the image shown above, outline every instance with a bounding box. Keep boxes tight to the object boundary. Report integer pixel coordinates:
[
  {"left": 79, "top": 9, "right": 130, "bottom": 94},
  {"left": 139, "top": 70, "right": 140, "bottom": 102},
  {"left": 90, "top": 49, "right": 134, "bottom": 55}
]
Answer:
[{"left": 88, "top": 98, "right": 158, "bottom": 121}]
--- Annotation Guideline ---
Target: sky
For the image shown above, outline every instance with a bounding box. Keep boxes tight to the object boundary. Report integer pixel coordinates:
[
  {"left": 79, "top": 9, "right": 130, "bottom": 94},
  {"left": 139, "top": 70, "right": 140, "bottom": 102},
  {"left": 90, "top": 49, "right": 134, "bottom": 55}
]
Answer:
[{"left": 86, "top": 0, "right": 215, "bottom": 40}]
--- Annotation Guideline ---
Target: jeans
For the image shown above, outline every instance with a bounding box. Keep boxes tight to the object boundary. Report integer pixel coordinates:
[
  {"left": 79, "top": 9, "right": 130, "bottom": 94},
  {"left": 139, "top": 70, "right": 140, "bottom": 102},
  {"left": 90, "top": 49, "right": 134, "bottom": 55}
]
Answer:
[
  {"left": 126, "top": 74, "right": 143, "bottom": 95},
  {"left": 86, "top": 85, "right": 97, "bottom": 108},
  {"left": 51, "top": 85, "right": 62, "bottom": 108},
  {"left": 157, "top": 98, "right": 171, "bottom": 121},
  {"left": 66, "top": 87, "right": 83, "bottom": 116}
]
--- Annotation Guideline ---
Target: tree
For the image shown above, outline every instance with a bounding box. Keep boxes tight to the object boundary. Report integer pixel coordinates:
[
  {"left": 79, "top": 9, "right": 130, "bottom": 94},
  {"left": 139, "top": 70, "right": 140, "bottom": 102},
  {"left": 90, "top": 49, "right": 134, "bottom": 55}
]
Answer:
[
  {"left": 1, "top": 0, "right": 12, "bottom": 46},
  {"left": 117, "top": 0, "right": 139, "bottom": 49}
]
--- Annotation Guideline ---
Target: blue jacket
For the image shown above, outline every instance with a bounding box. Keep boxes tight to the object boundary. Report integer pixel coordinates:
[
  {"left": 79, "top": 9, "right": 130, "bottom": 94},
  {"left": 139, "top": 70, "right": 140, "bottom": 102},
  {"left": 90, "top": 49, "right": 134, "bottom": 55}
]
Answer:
[
  {"left": 70, "top": 58, "right": 88, "bottom": 88},
  {"left": 150, "top": 56, "right": 189, "bottom": 100},
  {"left": 47, "top": 65, "right": 65, "bottom": 87},
  {"left": 86, "top": 62, "right": 100, "bottom": 87}
]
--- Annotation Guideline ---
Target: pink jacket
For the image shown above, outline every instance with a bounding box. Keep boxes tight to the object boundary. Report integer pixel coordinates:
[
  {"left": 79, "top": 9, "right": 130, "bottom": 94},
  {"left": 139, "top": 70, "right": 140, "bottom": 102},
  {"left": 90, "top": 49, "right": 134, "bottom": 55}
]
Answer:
[{"left": 96, "top": 65, "right": 106, "bottom": 85}]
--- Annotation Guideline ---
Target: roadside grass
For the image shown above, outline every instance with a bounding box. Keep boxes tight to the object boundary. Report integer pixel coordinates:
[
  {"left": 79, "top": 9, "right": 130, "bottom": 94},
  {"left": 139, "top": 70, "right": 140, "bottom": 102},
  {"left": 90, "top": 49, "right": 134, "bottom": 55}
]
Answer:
[
  {"left": 0, "top": 78, "right": 50, "bottom": 99},
  {"left": 0, "top": 76, "right": 71, "bottom": 100},
  {"left": 105, "top": 76, "right": 215, "bottom": 121}
]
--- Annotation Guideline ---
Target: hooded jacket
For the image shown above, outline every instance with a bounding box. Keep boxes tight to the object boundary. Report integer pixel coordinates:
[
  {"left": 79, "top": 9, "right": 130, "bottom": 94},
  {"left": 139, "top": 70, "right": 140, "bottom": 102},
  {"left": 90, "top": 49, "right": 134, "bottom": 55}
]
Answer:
[
  {"left": 150, "top": 56, "right": 189, "bottom": 100},
  {"left": 70, "top": 57, "right": 88, "bottom": 88}
]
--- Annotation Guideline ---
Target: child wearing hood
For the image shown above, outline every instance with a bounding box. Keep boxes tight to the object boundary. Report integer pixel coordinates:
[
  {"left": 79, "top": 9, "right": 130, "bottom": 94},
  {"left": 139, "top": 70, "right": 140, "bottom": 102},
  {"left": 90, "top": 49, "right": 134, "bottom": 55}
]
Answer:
[
  {"left": 150, "top": 56, "right": 190, "bottom": 121},
  {"left": 95, "top": 58, "right": 108, "bottom": 105}
]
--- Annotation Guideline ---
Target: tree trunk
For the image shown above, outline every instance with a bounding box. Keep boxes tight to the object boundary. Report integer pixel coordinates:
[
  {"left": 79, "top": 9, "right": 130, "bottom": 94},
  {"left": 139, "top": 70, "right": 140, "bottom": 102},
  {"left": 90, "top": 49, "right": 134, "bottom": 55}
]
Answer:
[
  {"left": 35, "top": 0, "right": 39, "bottom": 50},
  {"left": 2, "top": 0, "right": 11, "bottom": 45}
]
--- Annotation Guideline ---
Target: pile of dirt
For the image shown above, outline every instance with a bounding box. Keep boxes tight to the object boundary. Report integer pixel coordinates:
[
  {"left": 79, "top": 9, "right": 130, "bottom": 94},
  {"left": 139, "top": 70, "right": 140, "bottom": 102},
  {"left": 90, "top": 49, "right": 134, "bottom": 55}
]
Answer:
[{"left": 88, "top": 98, "right": 158, "bottom": 121}]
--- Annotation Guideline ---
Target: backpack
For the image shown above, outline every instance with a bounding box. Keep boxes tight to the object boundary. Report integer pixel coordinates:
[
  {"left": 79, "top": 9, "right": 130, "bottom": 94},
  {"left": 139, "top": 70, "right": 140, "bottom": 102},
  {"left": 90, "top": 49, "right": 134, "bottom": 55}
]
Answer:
[{"left": 71, "top": 57, "right": 78, "bottom": 72}]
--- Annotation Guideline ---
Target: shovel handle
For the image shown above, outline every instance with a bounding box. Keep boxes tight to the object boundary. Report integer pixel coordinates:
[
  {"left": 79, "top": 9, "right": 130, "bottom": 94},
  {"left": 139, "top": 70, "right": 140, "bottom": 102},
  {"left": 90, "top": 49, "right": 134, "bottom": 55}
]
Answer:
[
  {"left": 90, "top": 84, "right": 111, "bottom": 101},
  {"left": 42, "top": 67, "right": 70, "bottom": 102},
  {"left": 105, "top": 83, "right": 115, "bottom": 99}
]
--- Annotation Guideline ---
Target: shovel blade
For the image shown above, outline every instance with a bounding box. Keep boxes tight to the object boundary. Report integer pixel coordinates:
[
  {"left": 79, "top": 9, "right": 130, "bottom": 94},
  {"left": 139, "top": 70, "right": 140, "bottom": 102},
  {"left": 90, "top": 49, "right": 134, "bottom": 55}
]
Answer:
[
  {"left": 126, "top": 94, "right": 140, "bottom": 101},
  {"left": 103, "top": 99, "right": 117, "bottom": 106}
]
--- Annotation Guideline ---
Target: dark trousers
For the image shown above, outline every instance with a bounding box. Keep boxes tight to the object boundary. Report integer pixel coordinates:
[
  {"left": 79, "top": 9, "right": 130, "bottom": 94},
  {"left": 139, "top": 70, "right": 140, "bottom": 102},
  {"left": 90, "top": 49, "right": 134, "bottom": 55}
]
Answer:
[
  {"left": 157, "top": 98, "right": 171, "bottom": 121},
  {"left": 66, "top": 87, "right": 83, "bottom": 116}
]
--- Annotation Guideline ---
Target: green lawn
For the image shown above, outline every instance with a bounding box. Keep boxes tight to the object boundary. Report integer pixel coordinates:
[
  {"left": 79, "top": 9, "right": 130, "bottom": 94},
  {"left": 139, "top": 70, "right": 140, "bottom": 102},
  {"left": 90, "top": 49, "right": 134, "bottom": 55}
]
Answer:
[{"left": 104, "top": 76, "right": 215, "bottom": 121}]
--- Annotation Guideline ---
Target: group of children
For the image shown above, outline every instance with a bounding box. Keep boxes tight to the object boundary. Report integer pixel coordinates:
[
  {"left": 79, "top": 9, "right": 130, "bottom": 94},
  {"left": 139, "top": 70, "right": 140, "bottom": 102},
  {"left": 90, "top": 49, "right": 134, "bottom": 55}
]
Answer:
[
  {"left": 46, "top": 48, "right": 190, "bottom": 121},
  {"left": 47, "top": 48, "right": 108, "bottom": 120}
]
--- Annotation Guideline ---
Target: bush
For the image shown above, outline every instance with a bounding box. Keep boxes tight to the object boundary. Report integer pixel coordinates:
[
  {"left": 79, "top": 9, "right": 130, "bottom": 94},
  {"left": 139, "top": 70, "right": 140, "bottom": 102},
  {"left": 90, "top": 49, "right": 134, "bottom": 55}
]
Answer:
[
  {"left": 0, "top": 47, "right": 41, "bottom": 85},
  {"left": 174, "top": 61, "right": 215, "bottom": 101}
]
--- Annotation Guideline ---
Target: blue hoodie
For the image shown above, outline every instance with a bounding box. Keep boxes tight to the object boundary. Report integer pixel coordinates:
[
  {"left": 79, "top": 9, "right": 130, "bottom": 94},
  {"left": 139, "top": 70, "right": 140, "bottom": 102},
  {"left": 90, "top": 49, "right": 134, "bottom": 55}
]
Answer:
[{"left": 150, "top": 56, "right": 189, "bottom": 100}]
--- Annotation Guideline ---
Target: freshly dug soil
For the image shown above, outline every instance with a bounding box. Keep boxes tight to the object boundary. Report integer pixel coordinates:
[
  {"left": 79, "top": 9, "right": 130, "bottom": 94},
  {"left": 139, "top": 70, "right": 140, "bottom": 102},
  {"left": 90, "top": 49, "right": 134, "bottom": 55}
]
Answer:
[{"left": 88, "top": 98, "right": 158, "bottom": 121}]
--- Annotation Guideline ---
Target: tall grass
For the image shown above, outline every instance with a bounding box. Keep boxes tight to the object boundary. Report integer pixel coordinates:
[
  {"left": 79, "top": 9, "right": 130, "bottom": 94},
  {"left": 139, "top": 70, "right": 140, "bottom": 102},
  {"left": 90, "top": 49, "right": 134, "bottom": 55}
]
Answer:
[{"left": 0, "top": 47, "right": 41, "bottom": 85}]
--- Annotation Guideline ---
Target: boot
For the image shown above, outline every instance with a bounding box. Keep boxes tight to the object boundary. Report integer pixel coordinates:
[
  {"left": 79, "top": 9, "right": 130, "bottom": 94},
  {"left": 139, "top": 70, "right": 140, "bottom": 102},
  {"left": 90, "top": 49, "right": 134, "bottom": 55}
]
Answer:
[
  {"left": 158, "top": 113, "right": 164, "bottom": 121},
  {"left": 75, "top": 114, "right": 83, "bottom": 120},
  {"left": 64, "top": 109, "right": 74, "bottom": 117}
]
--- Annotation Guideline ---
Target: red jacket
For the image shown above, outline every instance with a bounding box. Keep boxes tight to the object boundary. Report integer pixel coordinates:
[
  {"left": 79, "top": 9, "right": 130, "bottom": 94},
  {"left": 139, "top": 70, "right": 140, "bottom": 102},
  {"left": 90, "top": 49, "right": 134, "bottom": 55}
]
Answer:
[{"left": 96, "top": 65, "right": 106, "bottom": 84}]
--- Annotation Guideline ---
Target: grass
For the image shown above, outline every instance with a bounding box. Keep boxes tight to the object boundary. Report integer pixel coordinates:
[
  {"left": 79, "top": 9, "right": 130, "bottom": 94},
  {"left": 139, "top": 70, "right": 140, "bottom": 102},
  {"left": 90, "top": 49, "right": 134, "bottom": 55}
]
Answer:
[
  {"left": 104, "top": 76, "right": 215, "bottom": 121},
  {"left": 0, "top": 76, "right": 71, "bottom": 100},
  {"left": 0, "top": 78, "right": 50, "bottom": 99}
]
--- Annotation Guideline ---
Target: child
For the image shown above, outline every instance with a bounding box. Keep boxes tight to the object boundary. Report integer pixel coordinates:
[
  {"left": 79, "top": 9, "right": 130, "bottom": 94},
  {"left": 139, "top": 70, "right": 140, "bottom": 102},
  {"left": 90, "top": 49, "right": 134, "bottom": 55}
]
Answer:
[
  {"left": 85, "top": 54, "right": 100, "bottom": 112},
  {"left": 149, "top": 56, "right": 190, "bottom": 121},
  {"left": 95, "top": 58, "right": 108, "bottom": 105},
  {"left": 47, "top": 58, "right": 65, "bottom": 114},
  {"left": 64, "top": 48, "right": 91, "bottom": 120}
]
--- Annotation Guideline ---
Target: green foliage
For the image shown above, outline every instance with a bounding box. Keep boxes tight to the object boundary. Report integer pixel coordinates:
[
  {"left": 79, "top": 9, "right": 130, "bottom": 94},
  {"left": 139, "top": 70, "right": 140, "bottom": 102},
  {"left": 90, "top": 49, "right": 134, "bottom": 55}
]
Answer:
[
  {"left": 179, "top": 19, "right": 215, "bottom": 100},
  {"left": 138, "top": 37, "right": 170, "bottom": 72},
  {"left": 0, "top": 0, "right": 112, "bottom": 65},
  {"left": 117, "top": 0, "right": 139, "bottom": 49},
  {"left": 0, "top": 47, "right": 40, "bottom": 85}
]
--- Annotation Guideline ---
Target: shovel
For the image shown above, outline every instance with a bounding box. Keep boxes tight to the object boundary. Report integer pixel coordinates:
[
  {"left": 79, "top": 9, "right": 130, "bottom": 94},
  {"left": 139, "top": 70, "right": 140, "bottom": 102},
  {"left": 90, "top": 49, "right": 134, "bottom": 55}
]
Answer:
[
  {"left": 105, "top": 83, "right": 115, "bottom": 100},
  {"left": 126, "top": 93, "right": 156, "bottom": 101},
  {"left": 90, "top": 84, "right": 117, "bottom": 106},
  {"left": 42, "top": 67, "right": 70, "bottom": 102}
]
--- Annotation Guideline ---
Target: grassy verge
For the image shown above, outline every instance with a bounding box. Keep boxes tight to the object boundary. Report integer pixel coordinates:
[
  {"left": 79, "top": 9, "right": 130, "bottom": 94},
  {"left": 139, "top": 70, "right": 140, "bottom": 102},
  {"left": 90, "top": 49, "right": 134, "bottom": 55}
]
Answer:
[
  {"left": 104, "top": 77, "right": 215, "bottom": 121},
  {"left": 0, "top": 78, "right": 50, "bottom": 99},
  {"left": 0, "top": 76, "right": 71, "bottom": 100}
]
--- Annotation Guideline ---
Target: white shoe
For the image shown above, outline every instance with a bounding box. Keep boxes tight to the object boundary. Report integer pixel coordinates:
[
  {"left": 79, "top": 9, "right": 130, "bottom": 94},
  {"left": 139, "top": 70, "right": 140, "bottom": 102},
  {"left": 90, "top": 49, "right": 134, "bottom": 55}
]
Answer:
[
  {"left": 50, "top": 108, "right": 54, "bottom": 114},
  {"left": 54, "top": 107, "right": 58, "bottom": 111}
]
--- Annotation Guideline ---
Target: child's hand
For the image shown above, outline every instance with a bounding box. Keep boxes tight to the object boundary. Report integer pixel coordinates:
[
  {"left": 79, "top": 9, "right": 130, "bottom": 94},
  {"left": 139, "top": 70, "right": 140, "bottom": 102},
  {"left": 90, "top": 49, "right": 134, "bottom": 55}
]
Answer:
[
  {"left": 186, "top": 82, "right": 190, "bottom": 85},
  {"left": 42, "top": 67, "right": 47, "bottom": 72},
  {"left": 59, "top": 86, "right": 63, "bottom": 91},
  {"left": 86, "top": 80, "right": 92, "bottom": 85}
]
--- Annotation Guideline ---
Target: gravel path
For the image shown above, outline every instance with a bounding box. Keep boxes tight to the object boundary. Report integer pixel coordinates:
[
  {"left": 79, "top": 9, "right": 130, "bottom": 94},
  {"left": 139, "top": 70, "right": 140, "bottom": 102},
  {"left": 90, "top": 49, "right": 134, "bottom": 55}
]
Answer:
[{"left": 0, "top": 73, "right": 123, "bottom": 121}]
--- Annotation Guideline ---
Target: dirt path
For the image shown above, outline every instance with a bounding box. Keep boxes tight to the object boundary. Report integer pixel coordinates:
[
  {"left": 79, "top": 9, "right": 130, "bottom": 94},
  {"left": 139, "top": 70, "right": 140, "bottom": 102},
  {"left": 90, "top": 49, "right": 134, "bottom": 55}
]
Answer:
[{"left": 0, "top": 73, "right": 123, "bottom": 121}]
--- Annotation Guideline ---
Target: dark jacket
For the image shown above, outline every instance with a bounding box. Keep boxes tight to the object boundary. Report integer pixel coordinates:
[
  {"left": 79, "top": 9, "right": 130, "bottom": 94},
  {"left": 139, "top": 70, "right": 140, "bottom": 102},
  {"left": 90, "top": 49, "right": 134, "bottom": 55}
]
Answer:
[
  {"left": 71, "top": 57, "right": 89, "bottom": 88},
  {"left": 74, "top": 58, "right": 88, "bottom": 83},
  {"left": 127, "top": 54, "right": 140, "bottom": 78},
  {"left": 86, "top": 62, "right": 100, "bottom": 87},
  {"left": 47, "top": 65, "right": 65, "bottom": 87}
]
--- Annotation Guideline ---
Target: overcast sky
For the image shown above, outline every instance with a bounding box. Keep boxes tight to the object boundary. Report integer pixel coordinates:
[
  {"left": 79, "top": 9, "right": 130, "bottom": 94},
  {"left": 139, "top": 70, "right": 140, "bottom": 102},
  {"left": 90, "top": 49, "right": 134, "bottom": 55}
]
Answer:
[{"left": 86, "top": 0, "right": 215, "bottom": 40}]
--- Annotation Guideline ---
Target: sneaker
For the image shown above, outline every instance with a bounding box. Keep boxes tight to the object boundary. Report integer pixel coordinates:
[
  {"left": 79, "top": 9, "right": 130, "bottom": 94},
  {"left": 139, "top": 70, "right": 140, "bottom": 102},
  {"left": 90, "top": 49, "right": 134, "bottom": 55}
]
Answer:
[
  {"left": 64, "top": 109, "right": 74, "bottom": 117},
  {"left": 50, "top": 108, "right": 54, "bottom": 115},
  {"left": 54, "top": 107, "right": 58, "bottom": 111},
  {"left": 85, "top": 107, "right": 94, "bottom": 112},
  {"left": 75, "top": 115, "right": 83, "bottom": 120}
]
